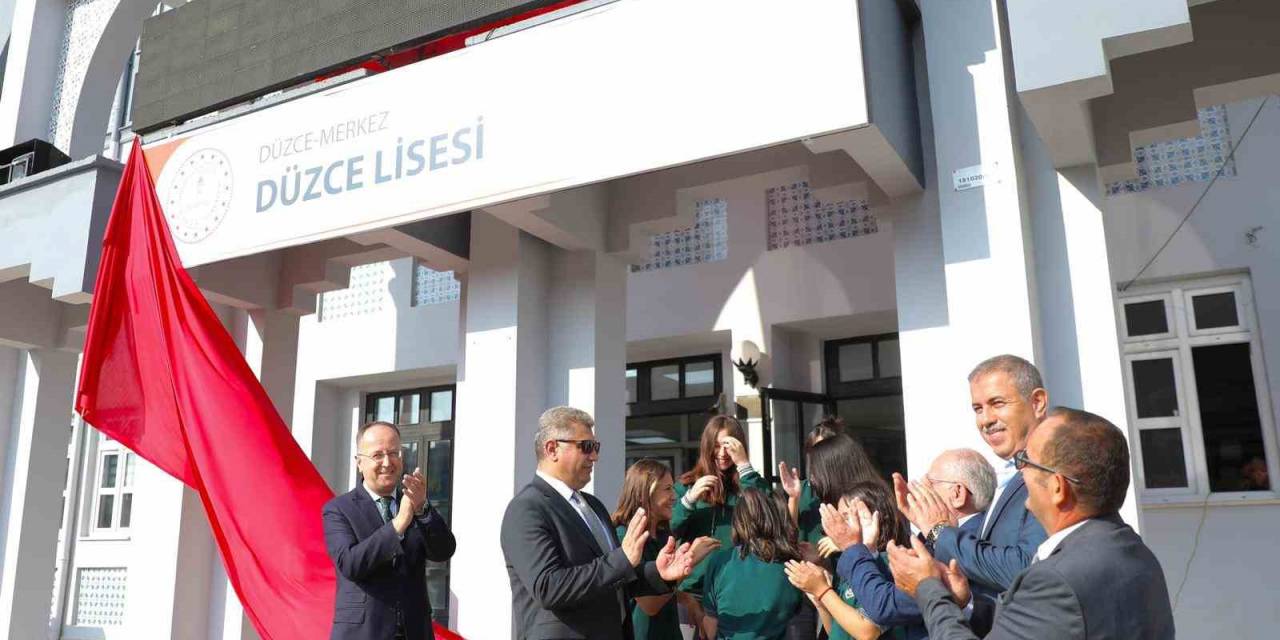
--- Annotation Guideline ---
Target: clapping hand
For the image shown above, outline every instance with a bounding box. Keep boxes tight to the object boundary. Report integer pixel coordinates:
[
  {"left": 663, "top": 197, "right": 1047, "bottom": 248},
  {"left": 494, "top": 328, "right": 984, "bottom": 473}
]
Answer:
[
  {"left": 847, "top": 498, "right": 881, "bottom": 550},
  {"left": 621, "top": 508, "right": 651, "bottom": 567},
  {"left": 393, "top": 468, "right": 428, "bottom": 533},
  {"left": 819, "top": 502, "right": 862, "bottom": 551},
  {"left": 655, "top": 536, "right": 697, "bottom": 582},
  {"left": 779, "top": 462, "right": 802, "bottom": 499},
  {"left": 885, "top": 536, "right": 944, "bottom": 598},
  {"left": 893, "top": 473, "right": 957, "bottom": 532},
  {"left": 784, "top": 560, "right": 833, "bottom": 601},
  {"left": 816, "top": 536, "right": 842, "bottom": 558}
]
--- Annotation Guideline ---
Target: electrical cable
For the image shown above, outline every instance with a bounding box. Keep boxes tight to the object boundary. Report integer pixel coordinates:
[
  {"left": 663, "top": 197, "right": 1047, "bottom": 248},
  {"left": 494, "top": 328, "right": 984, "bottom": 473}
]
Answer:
[{"left": 1118, "top": 95, "right": 1271, "bottom": 292}]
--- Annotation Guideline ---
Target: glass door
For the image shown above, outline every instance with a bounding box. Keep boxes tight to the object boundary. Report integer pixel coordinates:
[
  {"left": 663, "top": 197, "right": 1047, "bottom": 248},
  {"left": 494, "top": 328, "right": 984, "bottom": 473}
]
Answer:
[{"left": 760, "top": 388, "right": 833, "bottom": 481}]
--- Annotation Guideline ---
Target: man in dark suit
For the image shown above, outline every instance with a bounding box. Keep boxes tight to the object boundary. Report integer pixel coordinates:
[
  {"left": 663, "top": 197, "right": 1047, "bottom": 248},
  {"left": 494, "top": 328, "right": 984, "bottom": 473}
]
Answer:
[
  {"left": 501, "top": 406, "right": 699, "bottom": 640},
  {"left": 896, "top": 355, "right": 1048, "bottom": 598},
  {"left": 887, "top": 407, "right": 1175, "bottom": 639},
  {"left": 323, "top": 421, "right": 457, "bottom": 640}
]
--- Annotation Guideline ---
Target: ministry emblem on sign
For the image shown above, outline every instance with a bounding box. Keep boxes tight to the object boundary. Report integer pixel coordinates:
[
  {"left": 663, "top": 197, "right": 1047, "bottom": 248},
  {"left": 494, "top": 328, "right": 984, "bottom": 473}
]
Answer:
[{"left": 163, "top": 148, "right": 232, "bottom": 243}]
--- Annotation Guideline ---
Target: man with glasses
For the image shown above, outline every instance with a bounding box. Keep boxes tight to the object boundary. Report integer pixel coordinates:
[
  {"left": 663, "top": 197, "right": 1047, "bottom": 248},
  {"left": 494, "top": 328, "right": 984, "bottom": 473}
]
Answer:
[
  {"left": 501, "top": 406, "right": 700, "bottom": 639},
  {"left": 886, "top": 407, "right": 1174, "bottom": 639},
  {"left": 323, "top": 420, "right": 457, "bottom": 640}
]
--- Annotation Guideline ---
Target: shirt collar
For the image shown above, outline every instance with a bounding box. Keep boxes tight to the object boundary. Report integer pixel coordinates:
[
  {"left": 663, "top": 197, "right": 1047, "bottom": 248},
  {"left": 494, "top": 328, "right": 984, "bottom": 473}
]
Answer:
[
  {"left": 995, "top": 457, "right": 1019, "bottom": 488},
  {"left": 363, "top": 482, "right": 394, "bottom": 503},
  {"left": 958, "top": 512, "right": 980, "bottom": 527},
  {"left": 1036, "top": 520, "right": 1089, "bottom": 561},
  {"left": 537, "top": 469, "right": 578, "bottom": 503}
]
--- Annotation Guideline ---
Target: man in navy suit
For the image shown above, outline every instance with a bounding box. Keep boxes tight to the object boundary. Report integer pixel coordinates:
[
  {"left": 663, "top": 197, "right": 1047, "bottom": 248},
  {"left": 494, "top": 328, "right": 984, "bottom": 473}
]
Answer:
[
  {"left": 899, "top": 355, "right": 1049, "bottom": 603},
  {"left": 323, "top": 421, "right": 457, "bottom": 640}
]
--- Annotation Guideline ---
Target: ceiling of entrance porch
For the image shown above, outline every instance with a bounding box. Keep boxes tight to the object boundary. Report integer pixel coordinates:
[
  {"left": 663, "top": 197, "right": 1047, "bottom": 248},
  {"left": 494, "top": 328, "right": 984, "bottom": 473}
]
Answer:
[{"left": 1088, "top": 0, "right": 1280, "bottom": 182}]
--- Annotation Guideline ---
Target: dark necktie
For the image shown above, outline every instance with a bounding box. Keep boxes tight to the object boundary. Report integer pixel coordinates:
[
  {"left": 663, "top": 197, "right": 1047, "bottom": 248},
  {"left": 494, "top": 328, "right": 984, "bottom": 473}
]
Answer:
[{"left": 378, "top": 496, "right": 394, "bottom": 524}]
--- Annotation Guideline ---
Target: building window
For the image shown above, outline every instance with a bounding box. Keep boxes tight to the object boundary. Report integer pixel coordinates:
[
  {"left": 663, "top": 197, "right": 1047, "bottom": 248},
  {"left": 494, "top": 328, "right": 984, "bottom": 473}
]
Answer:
[
  {"left": 631, "top": 198, "right": 728, "bottom": 272},
  {"left": 1120, "top": 274, "right": 1276, "bottom": 499},
  {"left": 412, "top": 262, "right": 461, "bottom": 306},
  {"left": 90, "top": 436, "right": 135, "bottom": 535},
  {"left": 625, "top": 355, "right": 726, "bottom": 476},
  {"left": 823, "top": 334, "right": 906, "bottom": 478},
  {"left": 766, "top": 181, "right": 878, "bottom": 251},
  {"left": 1105, "top": 104, "right": 1236, "bottom": 196}
]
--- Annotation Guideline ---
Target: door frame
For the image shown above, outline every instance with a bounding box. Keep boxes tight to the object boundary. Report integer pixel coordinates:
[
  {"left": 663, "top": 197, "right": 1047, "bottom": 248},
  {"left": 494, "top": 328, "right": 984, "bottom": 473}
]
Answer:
[{"left": 760, "top": 387, "right": 834, "bottom": 482}]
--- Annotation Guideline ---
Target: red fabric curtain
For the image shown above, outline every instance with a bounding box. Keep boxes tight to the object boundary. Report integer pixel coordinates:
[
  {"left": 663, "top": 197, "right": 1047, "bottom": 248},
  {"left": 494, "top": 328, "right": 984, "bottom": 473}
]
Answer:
[{"left": 76, "top": 139, "right": 461, "bottom": 640}]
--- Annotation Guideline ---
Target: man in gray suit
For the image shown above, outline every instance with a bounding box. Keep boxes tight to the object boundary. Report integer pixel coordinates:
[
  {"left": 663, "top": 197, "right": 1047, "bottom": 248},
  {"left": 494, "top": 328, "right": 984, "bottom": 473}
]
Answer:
[
  {"left": 886, "top": 407, "right": 1175, "bottom": 639},
  {"left": 501, "top": 406, "right": 699, "bottom": 640}
]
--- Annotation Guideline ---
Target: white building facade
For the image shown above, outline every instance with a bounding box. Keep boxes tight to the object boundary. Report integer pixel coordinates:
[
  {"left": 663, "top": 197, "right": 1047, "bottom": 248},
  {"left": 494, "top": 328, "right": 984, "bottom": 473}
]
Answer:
[{"left": 0, "top": 0, "right": 1277, "bottom": 638}]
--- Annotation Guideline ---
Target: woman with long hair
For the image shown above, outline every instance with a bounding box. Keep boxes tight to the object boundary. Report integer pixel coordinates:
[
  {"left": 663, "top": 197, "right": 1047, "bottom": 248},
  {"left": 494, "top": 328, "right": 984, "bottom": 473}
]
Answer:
[
  {"left": 672, "top": 414, "right": 769, "bottom": 624},
  {"left": 701, "top": 489, "right": 804, "bottom": 639},
  {"left": 613, "top": 459, "right": 720, "bottom": 639},
  {"left": 785, "top": 481, "right": 922, "bottom": 640}
]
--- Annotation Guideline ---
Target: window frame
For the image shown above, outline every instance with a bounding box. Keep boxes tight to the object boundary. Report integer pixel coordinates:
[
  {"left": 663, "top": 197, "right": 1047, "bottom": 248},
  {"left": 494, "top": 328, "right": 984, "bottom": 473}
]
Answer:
[
  {"left": 84, "top": 434, "right": 135, "bottom": 539},
  {"left": 1119, "top": 292, "right": 1177, "bottom": 342},
  {"left": 1119, "top": 274, "right": 1279, "bottom": 505},
  {"left": 627, "top": 354, "right": 724, "bottom": 417}
]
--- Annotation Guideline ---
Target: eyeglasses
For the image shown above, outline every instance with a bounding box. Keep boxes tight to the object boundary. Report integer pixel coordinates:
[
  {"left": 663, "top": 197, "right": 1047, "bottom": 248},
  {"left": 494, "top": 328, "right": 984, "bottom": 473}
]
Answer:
[
  {"left": 1013, "top": 449, "right": 1081, "bottom": 485},
  {"left": 356, "top": 450, "right": 403, "bottom": 463},
  {"left": 556, "top": 439, "right": 602, "bottom": 455},
  {"left": 926, "top": 476, "right": 963, "bottom": 488}
]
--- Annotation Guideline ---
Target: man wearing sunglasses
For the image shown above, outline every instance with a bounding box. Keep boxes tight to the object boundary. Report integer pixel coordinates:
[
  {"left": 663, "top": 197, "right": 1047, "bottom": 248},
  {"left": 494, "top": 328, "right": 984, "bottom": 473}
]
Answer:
[
  {"left": 886, "top": 407, "right": 1174, "bottom": 639},
  {"left": 501, "top": 406, "right": 701, "bottom": 640}
]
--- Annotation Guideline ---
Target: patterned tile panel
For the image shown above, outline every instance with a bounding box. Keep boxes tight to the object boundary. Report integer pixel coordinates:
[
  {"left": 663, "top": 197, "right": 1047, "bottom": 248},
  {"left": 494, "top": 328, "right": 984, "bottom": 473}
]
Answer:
[
  {"left": 413, "top": 264, "right": 461, "bottom": 306},
  {"left": 631, "top": 198, "right": 729, "bottom": 273},
  {"left": 319, "top": 261, "right": 396, "bottom": 322},
  {"left": 73, "top": 567, "right": 127, "bottom": 627},
  {"left": 1106, "top": 105, "right": 1237, "bottom": 196},
  {"left": 50, "top": 0, "right": 123, "bottom": 152},
  {"left": 766, "top": 181, "right": 878, "bottom": 251}
]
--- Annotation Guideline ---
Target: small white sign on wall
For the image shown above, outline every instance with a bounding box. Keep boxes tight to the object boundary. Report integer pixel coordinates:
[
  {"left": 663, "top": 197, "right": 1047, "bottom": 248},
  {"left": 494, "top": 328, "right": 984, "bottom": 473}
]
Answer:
[{"left": 953, "top": 161, "right": 999, "bottom": 191}]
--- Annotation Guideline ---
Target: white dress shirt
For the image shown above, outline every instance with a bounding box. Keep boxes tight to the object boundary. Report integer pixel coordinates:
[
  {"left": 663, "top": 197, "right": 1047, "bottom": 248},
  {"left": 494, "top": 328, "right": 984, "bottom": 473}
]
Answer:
[
  {"left": 1035, "top": 520, "right": 1088, "bottom": 562},
  {"left": 980, "top": 458, "right": 1020, "bottom": 537}
]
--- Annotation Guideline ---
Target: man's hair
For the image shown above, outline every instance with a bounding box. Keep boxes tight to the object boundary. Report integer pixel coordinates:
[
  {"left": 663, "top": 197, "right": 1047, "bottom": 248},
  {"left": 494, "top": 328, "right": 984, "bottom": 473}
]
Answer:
[
  {"left": 968, "top": 354, "right": 1044, "bottom": 399},
  {"left": 535, "top": 406, "right": 595, "bottom": 460},
  {"left": 938, "top": 448, "right": 997, "bottom": 512},
  {"left": 356, "top": 420, "right": 400, "bottom": 445},
  {"left": 1042, "top": 407, "right": 1130, "bottom": 516}
]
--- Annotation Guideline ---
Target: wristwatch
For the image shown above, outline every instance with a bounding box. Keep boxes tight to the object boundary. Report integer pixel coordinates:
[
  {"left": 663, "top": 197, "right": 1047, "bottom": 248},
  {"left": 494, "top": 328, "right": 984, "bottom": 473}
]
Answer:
[{"left": 925, "top": 523, "right": 948, "bottom": 548}]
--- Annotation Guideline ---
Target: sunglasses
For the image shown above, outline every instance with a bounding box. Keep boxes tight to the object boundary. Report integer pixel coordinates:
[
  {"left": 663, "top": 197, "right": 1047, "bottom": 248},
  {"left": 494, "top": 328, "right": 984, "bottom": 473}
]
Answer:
[
  {"left": 556, "top": 439, "right": 602, "bottom": 455},
  {"left": 1013, "top": 449, "right": 1082, "bottom": 485}
]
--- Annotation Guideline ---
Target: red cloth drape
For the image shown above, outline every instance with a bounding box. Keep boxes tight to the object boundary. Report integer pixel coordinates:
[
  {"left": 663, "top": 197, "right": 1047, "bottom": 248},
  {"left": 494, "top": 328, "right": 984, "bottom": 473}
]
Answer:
[{"left": 75, "top": 139, "right": 461, "bottom": 639}]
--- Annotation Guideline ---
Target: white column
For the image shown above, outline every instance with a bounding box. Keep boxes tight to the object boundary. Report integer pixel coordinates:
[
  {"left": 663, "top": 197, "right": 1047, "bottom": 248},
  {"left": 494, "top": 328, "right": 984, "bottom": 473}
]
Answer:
[
  {"left": 546, "top": 249, "right": 628, "bottom": 506},
  {"left": 0, "top": 348, "right": 77, "bottom": 640},
  {"left": 1024, "top": 154, "right": 1139, "bottom": 527},
  {"left": 451, "top": 212, "right": 549, "bottom": 639},
  {"left": 895, "top": 0, "right": 1041, "bottom": 474},
  {"left": 0, "top": 0, "right": 66, "bottom": 149},
  {"left": 451, "top": 212, "right": 628, "bottom": 638}
]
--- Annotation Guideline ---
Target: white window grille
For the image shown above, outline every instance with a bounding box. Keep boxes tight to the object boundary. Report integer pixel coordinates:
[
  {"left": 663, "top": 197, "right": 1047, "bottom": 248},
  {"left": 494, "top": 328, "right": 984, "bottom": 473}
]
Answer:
[
  {"left": 319, "top": 261, "right": 396, "bottom": 322},
  {"left": 1105, "top": 104, "right": 1236, "bottom": 196},
  {"left": 412, "top": 263, "right": 461, "bottom": 306},
  {"left": 72, "top": 567, "right": 127, "bottom": 627},
  {"left": 1119, "top": 274, "right": 1277, "bottom": 502},
  {"left": 766, "top": 181, "right": 877, "bottom": 250},
  {"left": 631, "top": 198, "right": 728, "bottom": 273}
]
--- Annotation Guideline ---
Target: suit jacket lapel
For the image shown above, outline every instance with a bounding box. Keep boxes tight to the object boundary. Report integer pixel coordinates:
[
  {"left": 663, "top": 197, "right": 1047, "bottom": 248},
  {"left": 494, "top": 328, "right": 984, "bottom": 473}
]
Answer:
[
  {"left": 532, "top": 476, "right": 606, "bottom": 556},
  {"left": 983, "top": 473, "right": 1026, "bottom": 540},
  {"left": 348, "top": 486, "right": 387, "bottom": 533}
]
